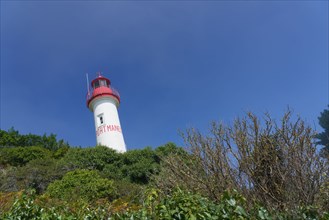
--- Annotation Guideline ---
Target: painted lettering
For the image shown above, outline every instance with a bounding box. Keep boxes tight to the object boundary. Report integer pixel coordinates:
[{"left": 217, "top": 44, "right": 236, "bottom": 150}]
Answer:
[{"left": 97, "top": 124, "right": 122, "bottom": 136}]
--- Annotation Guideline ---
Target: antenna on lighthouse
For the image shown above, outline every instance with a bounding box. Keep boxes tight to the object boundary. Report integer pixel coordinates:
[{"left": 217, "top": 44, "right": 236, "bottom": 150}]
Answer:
[{"left": 86, "top": 73, "right": 90, "bottom": 96}]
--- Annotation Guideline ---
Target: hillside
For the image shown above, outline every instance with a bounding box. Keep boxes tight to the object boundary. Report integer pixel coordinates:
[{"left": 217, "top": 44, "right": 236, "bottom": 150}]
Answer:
[{"left": 0, "top": 111, "right": 328, "bottom": 219}]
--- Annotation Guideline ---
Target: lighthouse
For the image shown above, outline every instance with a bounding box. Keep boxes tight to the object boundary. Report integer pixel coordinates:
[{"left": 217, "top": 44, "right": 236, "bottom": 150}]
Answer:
[{"left": 86, "top": 73, "right": 126, "bottom": 152}]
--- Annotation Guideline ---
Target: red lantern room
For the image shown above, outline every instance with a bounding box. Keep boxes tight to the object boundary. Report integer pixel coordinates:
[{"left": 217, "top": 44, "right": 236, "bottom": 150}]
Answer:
[{"left": 86, "top": 73, "right": 121, "bottom": 109}]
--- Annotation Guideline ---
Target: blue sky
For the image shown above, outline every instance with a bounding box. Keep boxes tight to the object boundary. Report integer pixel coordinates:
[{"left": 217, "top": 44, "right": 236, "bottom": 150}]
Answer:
[{"left": 1, "top": 1, "right": 328, "bottom": 149}]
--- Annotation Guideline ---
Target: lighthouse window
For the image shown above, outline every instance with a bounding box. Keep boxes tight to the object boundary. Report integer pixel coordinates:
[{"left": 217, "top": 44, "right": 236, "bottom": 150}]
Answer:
[
  {"left": 100, "top": 80, "right": 107, "bottom": 87},
  {"left": 94, "top": 81, "right": 100, "bottom": 88},
  {"left": 97, "top": 114, "right": 104, "bottom": 126}
]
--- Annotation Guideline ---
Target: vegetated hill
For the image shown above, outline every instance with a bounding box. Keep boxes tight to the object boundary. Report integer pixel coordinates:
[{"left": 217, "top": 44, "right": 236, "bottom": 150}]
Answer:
[
  {"left": 0, "top": 127, "right": 69, "bottom": 150},
  {"left": 0, "top": 110, "right": 328, "bottom": 219}
]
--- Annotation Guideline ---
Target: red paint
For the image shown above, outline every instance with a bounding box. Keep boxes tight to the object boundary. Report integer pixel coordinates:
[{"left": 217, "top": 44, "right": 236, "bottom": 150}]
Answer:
[{"left": 86, "top": 74, "right": 121, "bottom": 107}]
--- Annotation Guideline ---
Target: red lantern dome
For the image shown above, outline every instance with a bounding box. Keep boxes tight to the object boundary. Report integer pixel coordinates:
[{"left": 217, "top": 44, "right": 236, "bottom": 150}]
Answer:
[{"left": 86, "top": 74, "right": 120, "bottom": 109}]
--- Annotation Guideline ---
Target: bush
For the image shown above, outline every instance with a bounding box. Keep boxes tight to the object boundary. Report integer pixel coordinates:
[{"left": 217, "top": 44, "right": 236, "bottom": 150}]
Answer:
[
  {"left": 1, "top": 190, "right": 57, "bottom": 220},
  {"left": 0, "top": 146, "right": 51, "bottom": 167},
  {"left": 101, "top": 147, "right": 161, "bottom": 185},
  {"left": 46, "top": 169, "right": 116, "bottom": 202},
  {"left": 62, "top": 146, "right": 120, "bottom": 171},
  {"left": 14, "top": 158, "right": 69, "bottom": 194},
  {"left": 2, "top": 188, "right": 329, "bottom": 219}
]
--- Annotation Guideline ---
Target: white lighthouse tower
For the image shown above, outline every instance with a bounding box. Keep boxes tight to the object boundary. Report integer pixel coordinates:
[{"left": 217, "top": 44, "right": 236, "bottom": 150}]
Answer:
[{"left": 87, "top": 73, "right": 126, "bottom": 152}]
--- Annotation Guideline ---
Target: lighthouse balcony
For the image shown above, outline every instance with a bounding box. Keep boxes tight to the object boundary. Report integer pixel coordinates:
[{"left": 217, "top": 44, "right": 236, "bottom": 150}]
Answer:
[{"left": 86, "top": 86, "right": 121, "bottom": 106}]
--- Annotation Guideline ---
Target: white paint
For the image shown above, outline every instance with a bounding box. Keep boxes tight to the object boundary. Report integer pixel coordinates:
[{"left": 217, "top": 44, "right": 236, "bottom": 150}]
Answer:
[{"left": 89, "top": 96, "right": 126, "bottom": 153}]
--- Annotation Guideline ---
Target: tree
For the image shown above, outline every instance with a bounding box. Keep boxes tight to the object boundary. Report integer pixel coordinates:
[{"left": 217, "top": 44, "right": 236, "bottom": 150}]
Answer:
[
  {"left": 0, "top": 128, "right": 20, "bottom": 147},
  {"left": 155, "top": 142, "right": 186, "bottom": 159},
  {"left": 0, "top": 128, "right": 69, "bottom": 150},
  {"left": 317, "top": 106, "right": 329, "bottom": 157},
  {"left": 155, "top": 110, "right": 328, "bottom": 211}
]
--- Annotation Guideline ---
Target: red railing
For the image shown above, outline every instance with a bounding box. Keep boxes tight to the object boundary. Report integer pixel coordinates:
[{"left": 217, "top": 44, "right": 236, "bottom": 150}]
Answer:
[{"left": 86, "top": 86, "right": 120, "bottom": 103}]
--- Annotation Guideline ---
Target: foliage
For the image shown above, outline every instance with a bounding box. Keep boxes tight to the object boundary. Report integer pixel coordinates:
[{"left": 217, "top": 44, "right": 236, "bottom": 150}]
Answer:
[
  {"left": 0, "top": 146, "right": 52, "bottom": 167},
  {"left": 62, "top": 145, "right": 120, "bottom": 171},
  {"left": 1, "top": 122, "right": 328, "bottom": 218},
  {"left": 114, "top": 189, "right": 253, "bottom": 219},
  {"left": 118, "top": 147, "right": 160, "bottom": 184},
  {"left": 45, "top": 169, "right": 116, "bottom": 202},
  {"left": 0, "top": 191, "right": 21, "bottom": 215},
  {"left": 0, "top": 190, "right": 75, "bottom": 220},
  {"left": 61, "top": 146, "right": 163, "bottom": 184},
  {"left": 102, "top": 146, "right": 166, "bottom": 184},
  {"left": 152, "top": 188, "right": 249, "bottom": 219},
  {"left": 14, "top": 158, "right": 70, "bottom": 194},
  {"left": 52, "top": 146, "right": 70, "bottom": 159},
  {"left": 0, "top": 154, "right": 69, "bottom": 194},
  {"left": 0, "top": 166, "right": 19, "bottom": 192},
  {"left": 155, "top": 110, "right": 329, "bottom": 211},
  {"left": 1, "top": 190, "right": 80, "bottom": 219},
  {"left": 316, "top": 181, "right": 329, "bottom": 212},
  {"left": 155, "top": 142, "right": 187, "bottom": 158},
  {"left": 0, "top": 128, "right": 69, "bottom": 150},
  {"left": 317, "top": 106, "right": 329, "bottom": 157},
  {"left": 112, "top": 179, "right": 145, "bottom": 203},
  {"left": 3, "top": 188, "right": 329, "bottom": 219}
]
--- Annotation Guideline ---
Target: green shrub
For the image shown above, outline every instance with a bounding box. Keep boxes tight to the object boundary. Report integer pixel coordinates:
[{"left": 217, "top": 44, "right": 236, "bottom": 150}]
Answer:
[
  {"left": 62, "top": 146, "right": 120, "bottom": 171},
  {"left": 0, "top": 146, "right": 51, "bottom": 167},
  {"left": 46, "top": 169, "right": 116, "bottom": 202},
  {"left": 2, "top": 188, "right": 329, "bottom": 219},
  {"left": 1, "top": 190, "right": 60, "bottom": 220},
  {"left": 15, "top": 158, "right": 69, "bottom": 194}
]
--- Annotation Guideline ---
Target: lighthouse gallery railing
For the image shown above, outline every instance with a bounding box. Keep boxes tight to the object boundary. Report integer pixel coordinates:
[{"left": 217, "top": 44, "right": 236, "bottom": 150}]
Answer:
[{"left": 86, "top": 86, "right": 120, "bottom": 102}]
